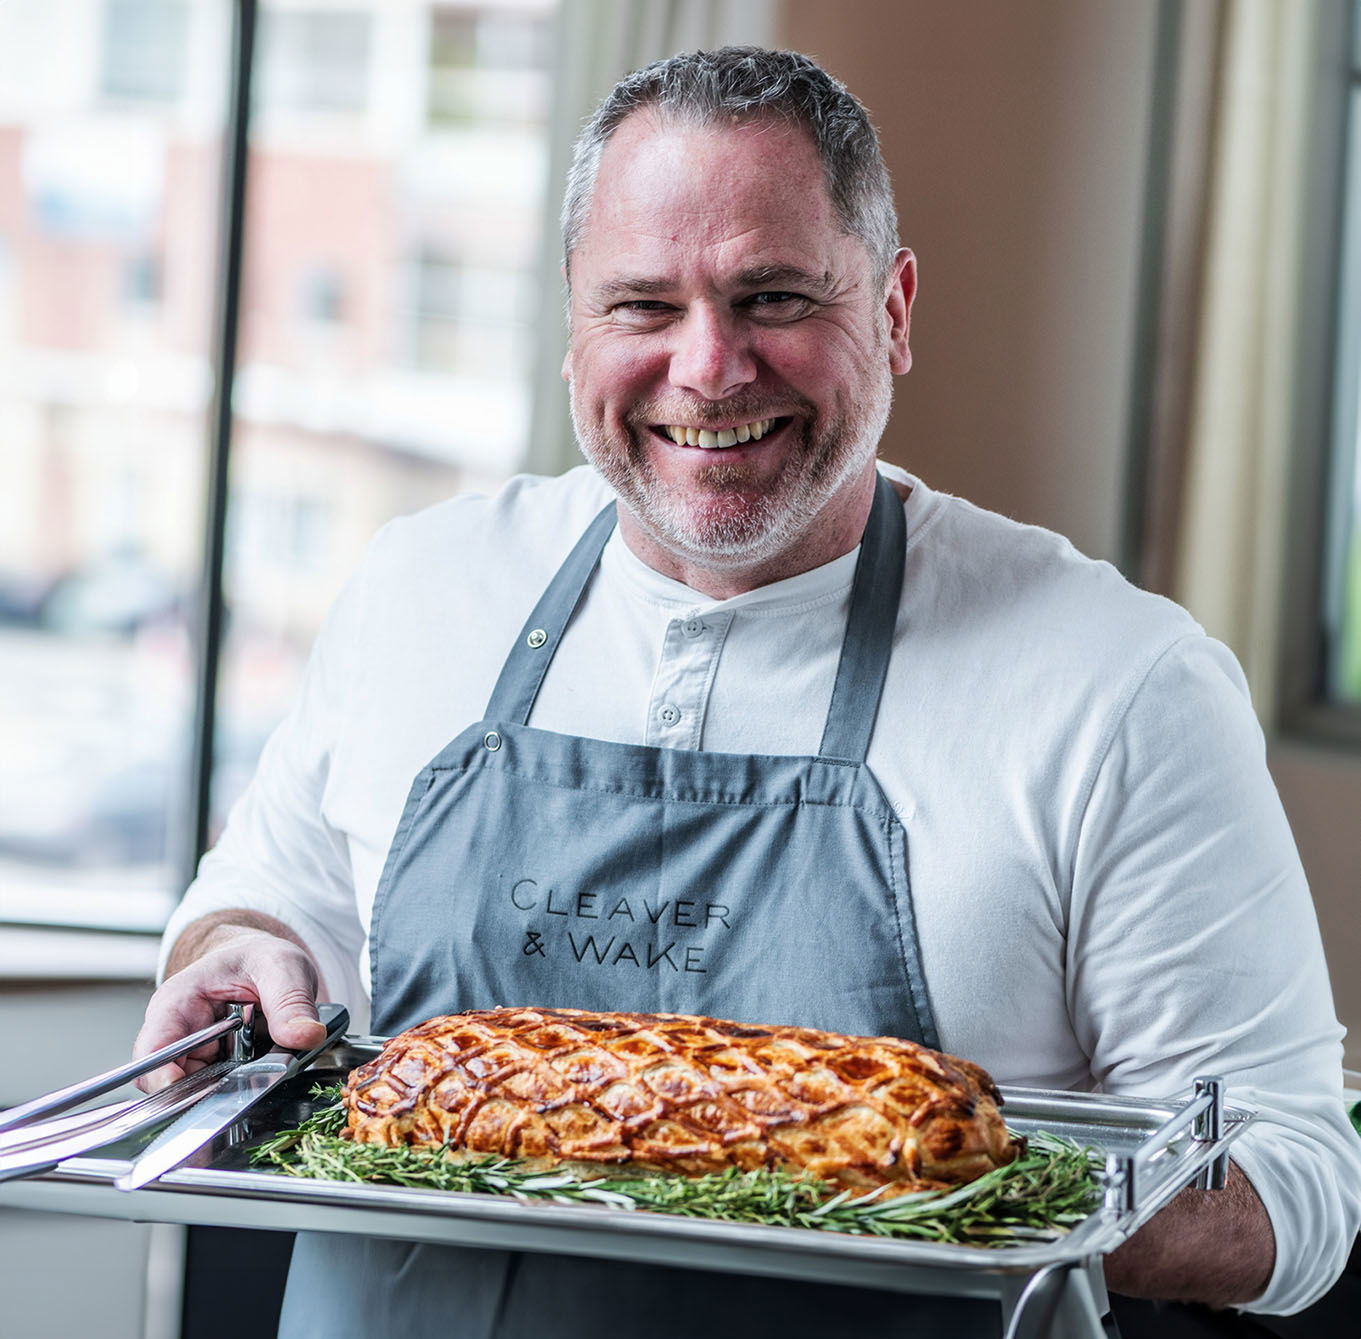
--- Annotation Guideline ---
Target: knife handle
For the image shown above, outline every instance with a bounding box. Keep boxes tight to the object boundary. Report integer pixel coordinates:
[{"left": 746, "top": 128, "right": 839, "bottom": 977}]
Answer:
[{"left": 279, "top": 1003, "right": 350, "bottom": 1074}]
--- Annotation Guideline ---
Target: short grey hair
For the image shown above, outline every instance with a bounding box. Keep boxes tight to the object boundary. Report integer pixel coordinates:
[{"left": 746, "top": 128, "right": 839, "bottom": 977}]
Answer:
[{"left": 562, "top": 46, "right": 899, "bottom": 283}]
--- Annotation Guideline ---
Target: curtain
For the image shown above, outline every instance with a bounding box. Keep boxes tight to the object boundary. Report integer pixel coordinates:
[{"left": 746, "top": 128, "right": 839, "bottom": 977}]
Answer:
[
  {"left": 524, "top": 0, "right": 777, "bottom": 478},
  {"left": 1145, "top": 0, "right": 1329, "bottom": 722}
]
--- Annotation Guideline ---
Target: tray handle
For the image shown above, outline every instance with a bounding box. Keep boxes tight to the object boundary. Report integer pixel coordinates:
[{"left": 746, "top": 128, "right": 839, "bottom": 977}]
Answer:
[{"left": 1102, "top": 1073, "right": 1228, "bottom": 1213}]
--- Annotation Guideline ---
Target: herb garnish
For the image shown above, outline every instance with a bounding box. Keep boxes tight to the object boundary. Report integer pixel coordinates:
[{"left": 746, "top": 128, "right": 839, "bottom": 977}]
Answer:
[{"left": 251, "top": 1084, "right": 1100, "bottom": 1247}]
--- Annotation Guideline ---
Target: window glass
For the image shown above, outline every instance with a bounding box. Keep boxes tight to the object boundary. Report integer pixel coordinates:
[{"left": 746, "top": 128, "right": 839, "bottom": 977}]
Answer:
[
  {"left": 101, "top": 0, "right": 190, "bottom": 105},
  {"left": 212, "top": 0, "right": 555, "bottom": 834},
  {"left": 257, "top": 10, "right": 374, "bottom": 117},
  {"left": 0, "top": 1, "right": 227, "bottom": 930},
  {"left": 428, "top": 6, "right": 552, "bottom": 126}
]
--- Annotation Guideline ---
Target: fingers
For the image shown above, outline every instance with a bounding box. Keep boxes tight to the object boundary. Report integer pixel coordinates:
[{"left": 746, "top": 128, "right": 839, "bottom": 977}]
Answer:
[
  {"left": 132, "top": 987, "right": 222, "bottom": 1093},
  {"left": 137, "top": 1061, "right": 185, "bottom": 1094},
  {"left": 133, "top": 932, "right": 323, "bottom": 1092}
]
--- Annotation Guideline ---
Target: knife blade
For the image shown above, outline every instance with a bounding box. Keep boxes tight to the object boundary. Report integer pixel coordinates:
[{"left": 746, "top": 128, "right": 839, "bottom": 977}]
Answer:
[{"left": 115, "top": 1002, "right": 349, "bottom": 1192}]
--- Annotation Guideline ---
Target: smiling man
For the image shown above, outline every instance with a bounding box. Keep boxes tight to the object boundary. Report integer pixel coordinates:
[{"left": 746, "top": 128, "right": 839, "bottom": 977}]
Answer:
[
  {"left": 564, "top": 110, "right": 911, "bottom": 594},
  {"left": 137, "top": 47, "right": 1359, "bottom": 1339}
]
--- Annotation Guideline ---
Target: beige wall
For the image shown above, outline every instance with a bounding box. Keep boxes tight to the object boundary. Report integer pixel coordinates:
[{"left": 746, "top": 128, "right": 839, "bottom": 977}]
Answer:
[
  {"left": 782, "top": 0, "right": 1361, "bottom": 1068},
  {"left": 782, "top": 0, "right": 1158, "bottom": 563}
]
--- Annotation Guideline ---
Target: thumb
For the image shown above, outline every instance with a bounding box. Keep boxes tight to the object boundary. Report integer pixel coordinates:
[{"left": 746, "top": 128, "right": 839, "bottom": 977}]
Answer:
[
  {"left": 254, "top": 961, "right": 327, "bottom": 1050},
  {"left": 268, "top": 1010, "right": 328, "bottom": 1050}
]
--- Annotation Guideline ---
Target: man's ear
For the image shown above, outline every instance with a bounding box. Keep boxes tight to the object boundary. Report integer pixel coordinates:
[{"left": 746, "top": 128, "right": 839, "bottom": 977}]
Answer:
[
  {"left": 561, "top": 260, "right": 573, "bottom": 382},
  {"left": 885, "top": 248, "right": 916, "bottom": 375}
]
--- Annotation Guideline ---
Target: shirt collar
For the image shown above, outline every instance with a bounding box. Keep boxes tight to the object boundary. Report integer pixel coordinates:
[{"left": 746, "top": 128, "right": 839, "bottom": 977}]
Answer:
[
  {"left": 601, "top": 529, "right": 861, "bottom": 617},
  {"left": 599, "top": 463, "right": 924, "bottom": 617}
]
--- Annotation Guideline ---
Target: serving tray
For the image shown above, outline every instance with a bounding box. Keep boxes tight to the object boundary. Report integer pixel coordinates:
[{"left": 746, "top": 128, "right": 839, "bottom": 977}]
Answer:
[{"left": 0, "top": 1037, "right": 1254, "bottom": 1339}]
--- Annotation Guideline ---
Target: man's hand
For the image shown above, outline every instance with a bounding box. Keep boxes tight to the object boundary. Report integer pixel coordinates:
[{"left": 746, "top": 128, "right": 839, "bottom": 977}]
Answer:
[
  {"left": 1104, "top": 1160, "right": 1275, "bottom": 1308},
  {"left": 133, "top": 910, "right": 328, "bottom": 1092}
]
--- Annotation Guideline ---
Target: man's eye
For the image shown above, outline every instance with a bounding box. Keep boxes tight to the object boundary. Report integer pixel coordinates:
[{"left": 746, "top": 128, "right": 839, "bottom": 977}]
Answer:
[
  {"left": 615, "top": 301, "right": 672, "bottom": 315},
  {"left": 611, "top": 301, "right": 674, "bottom": 324},
  {"left": 743, "top": 292, "right": 812, "bottom": 316}
]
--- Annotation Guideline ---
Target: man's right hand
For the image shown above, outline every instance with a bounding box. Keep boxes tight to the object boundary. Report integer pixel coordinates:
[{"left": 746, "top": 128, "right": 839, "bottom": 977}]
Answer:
[{"left": 133, "top": 910, "right": 329, "bottom": 1092}]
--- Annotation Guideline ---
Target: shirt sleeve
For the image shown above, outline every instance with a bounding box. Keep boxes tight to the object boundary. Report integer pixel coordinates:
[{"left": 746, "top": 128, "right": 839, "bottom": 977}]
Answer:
[
  {"left": 157, "top": 550, "right": 372, "bottom": 1023},
  {"left": 1067, "top": 633, "right": 1361, "bottom": 1314}
]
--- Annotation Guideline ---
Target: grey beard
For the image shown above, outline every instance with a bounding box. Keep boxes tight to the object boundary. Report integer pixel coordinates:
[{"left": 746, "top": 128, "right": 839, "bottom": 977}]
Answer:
[{"left": 569, "top": 379, "right": 893, "bottom": 570}]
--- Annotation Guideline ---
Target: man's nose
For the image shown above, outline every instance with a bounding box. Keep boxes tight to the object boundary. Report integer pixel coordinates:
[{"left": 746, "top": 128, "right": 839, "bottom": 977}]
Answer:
[{"left": 667, "top": 307, "right": 757, "bottom": 401}]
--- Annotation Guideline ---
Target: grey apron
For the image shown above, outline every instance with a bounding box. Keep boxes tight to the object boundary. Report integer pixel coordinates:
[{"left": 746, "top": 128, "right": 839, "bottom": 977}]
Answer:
[{"left": 280, "top": 475, "right": 999, "bottom": 1337}]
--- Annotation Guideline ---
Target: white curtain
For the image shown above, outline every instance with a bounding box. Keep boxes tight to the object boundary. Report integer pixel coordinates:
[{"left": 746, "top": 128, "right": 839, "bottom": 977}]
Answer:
[
  {"left": 1168, "top": 0, "right": 1324, "bottom": 720},
  {"left": 524, "top": 0, "right": 777, "bottom": 477}
]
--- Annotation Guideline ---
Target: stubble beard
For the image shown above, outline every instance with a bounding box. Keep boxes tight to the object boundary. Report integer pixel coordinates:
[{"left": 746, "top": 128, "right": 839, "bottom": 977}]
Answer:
[{"left": 570, "top": 365, "right": 895, "bottom": 570}]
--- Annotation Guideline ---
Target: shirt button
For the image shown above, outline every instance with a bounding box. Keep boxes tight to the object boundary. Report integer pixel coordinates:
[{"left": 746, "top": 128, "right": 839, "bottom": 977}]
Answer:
[
  {"left": 657, "top": 703, "right": 681, "bottom": 726},
  {"left": 681, "top": 618, "right": 705, "bottom": 639}
]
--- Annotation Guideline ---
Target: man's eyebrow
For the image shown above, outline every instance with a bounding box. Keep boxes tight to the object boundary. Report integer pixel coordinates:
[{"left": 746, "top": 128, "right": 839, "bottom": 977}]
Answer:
[
  {"left": 734, "top": 264, "right": 834, "bottom": 292},
  {"left": 590, "top": 276, "right": 676, "bottom": 302},
  {"left": 589, "top": 266, "right": 836, "bottom": 304}
]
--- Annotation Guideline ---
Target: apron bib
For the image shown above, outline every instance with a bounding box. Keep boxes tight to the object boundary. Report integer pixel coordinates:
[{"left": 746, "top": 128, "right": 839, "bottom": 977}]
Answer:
[{"left": 280, "top": 475, "right": 998, "bottom": 1337}]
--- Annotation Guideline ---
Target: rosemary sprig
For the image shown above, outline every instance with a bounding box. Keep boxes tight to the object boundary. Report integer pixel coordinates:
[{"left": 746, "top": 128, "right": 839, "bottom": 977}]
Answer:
[{"left": 250, "top": 1084, "right": 1101, "bottom": 1247}]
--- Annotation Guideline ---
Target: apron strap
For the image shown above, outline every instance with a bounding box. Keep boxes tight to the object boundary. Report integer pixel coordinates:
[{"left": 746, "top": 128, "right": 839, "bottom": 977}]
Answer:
[
  {"left": 484, "top": 502, "right": 619, "bottom": 726},
  {"left": 486, "top": 473, "right": 906, "bottom": 755},
  {"left": 817, "top": 472, "right": 907, "bottom": 765}
]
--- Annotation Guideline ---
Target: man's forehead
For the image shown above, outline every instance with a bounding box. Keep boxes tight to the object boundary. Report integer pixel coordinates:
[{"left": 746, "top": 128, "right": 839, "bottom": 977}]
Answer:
[
  {"left": 576, "top": 113, "right": 850, "bottom": 278},
  {"left": 597, "top": 109, "right": 820, "bottom": 188}
]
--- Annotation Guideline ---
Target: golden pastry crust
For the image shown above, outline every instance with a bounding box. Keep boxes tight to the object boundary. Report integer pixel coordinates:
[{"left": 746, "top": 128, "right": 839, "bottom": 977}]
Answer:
[{"left": 343, "top": 1007, "right": 1021, "bottom": 1193}]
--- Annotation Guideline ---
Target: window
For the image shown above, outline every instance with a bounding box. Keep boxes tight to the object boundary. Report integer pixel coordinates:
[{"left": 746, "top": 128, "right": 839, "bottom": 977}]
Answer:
[
  {"left": 299, "top": 264, "right": 346, "bottom": 325},
  {"left": 1321, "top": 9, "right": 1361, "bottom": 705},
  {"left": 257, "top": 10, "right": 373, "bottom": 117},
  {"left": 428, "top": 4, "right": 552, "bottom": 127},
  {"left": 0, "top": 2, "right": 215, "bottom": 931},
  {"left": 100, "top": 0, "right": 190, "bottom": 104},
  {"left": 0, "top": 0, "right": 558, "bottom": 934},
  {"left": 408, "top": 247, "right": 532, "bottom": 373},
  {"left": 122, "top": 252, "right": 162, "bottom": 308},
  {"left": 218, "top": 0, "right": 555, "bottom": 838}
]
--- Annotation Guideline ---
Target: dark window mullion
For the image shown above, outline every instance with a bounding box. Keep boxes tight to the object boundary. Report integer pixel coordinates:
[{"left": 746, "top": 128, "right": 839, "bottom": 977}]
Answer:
[{"left": 182, "top": 0, "right": 257, "bottom": 894}]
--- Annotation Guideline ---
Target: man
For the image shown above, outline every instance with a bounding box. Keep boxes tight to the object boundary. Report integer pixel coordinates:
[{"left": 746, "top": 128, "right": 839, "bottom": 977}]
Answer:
[{"left": 136, "top": 47, "right": 1359, "bottom": 1337}]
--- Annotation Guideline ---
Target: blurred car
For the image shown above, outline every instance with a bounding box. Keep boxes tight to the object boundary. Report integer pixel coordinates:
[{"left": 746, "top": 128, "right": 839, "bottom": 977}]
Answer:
[{"left": 39, "top": 551, "right": 181, "bottom": 637}]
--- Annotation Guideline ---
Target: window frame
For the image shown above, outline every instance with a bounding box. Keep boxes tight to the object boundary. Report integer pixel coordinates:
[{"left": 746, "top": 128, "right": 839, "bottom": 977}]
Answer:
[
  {"left": 1277, "top": 0, "right": 1361, "bottom": 746},
  {"left": 178, "top": 0, "right": 256, "bottom": 893}
]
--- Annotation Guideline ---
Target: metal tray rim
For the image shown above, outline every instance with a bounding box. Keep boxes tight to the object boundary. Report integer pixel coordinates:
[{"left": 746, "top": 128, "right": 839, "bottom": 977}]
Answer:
[{"left": 8, "top": 1079, "right": 1255, "bottom": 1277}]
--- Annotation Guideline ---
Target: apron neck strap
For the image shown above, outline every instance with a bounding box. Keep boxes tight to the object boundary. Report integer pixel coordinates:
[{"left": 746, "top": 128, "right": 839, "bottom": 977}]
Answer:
[
  {"left": 817, "top": 472, "right": 906, "bottom": 765},
  {"left": 484, "top": 502, "right": 619, "bottom": 726},
  {"left": 485, "top": 473, "right": 907, "bottom": 757}
]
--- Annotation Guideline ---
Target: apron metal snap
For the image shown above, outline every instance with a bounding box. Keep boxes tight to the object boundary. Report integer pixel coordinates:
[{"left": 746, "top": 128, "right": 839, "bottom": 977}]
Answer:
[
  {"left": 527, "top": 629, "right": 548, "bottom": 648},
  {"left": 483, "top": 731, "right": 502, "bottom": 751}
]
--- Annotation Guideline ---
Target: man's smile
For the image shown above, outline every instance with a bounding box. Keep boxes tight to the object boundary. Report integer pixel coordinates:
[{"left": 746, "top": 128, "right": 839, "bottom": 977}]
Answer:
[{"left": 650, "top": 417, "right": 790, "bottom": 449}]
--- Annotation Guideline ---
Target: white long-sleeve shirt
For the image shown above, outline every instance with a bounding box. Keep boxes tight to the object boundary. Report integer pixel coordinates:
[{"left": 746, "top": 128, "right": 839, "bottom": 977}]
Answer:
[{"left": 163, "top": 464, "right": 1361, "bottom": 1313}]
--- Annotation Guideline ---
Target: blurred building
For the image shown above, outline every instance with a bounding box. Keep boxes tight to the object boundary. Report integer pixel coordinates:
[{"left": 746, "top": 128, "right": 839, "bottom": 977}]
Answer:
[{"left": 0, "top": 0, "right": 556, "bottom": 914}]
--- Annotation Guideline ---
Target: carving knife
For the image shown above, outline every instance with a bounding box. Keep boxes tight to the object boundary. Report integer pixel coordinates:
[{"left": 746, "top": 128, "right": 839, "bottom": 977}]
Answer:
[{"left": 116, "top": 1002, "right": 349, "bottom": 1192}]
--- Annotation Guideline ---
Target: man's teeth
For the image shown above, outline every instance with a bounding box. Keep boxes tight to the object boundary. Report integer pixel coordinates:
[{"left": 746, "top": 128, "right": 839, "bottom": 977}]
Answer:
[{"left": 664, "top": 419, "right": 775, "bottom": 448}]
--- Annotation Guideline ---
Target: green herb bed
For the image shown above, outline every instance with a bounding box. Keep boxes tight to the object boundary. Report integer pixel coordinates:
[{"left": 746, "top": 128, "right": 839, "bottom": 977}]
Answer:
[{"left": 251, "top": 1086, "right": 1103, "bottom": 1248}]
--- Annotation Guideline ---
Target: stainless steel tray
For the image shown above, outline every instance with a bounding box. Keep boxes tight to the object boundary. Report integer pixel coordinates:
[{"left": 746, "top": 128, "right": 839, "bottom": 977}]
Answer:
[{"left": 0, "top": 1037, "right": 1254, "bottom": 1339}]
